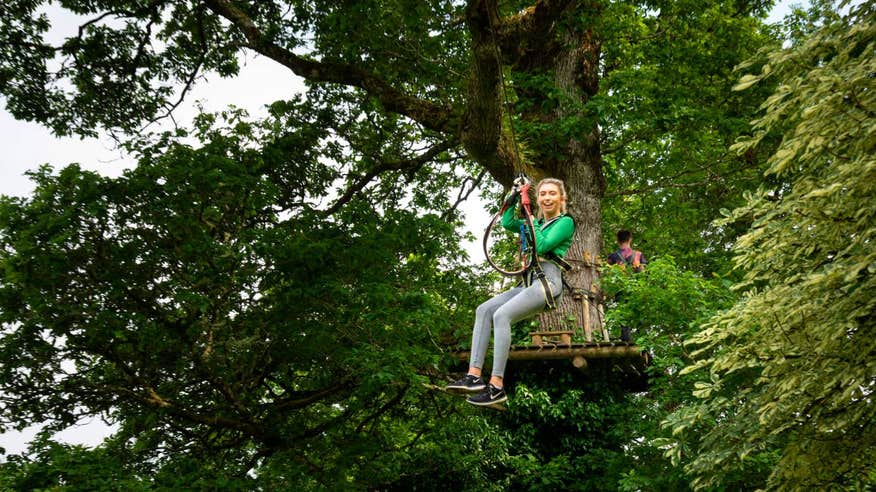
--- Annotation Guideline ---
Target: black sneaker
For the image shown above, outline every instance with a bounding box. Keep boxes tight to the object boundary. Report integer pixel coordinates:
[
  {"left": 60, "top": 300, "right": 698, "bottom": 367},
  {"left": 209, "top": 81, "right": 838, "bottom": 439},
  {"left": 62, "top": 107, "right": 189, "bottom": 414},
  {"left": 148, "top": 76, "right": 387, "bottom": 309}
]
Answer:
[
  {"left": 446, "top": 374, "right": 486, "bottom": 393},
  {"left": 466, "top": 384, "right": 507, "bottom": 406}
]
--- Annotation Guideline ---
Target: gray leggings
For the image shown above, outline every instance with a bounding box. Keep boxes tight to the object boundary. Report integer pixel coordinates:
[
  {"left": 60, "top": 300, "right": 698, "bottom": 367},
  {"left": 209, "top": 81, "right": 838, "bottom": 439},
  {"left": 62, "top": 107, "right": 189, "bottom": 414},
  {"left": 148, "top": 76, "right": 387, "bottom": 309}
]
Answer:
[{"left": 469, "top": 261, "right": 564, "bottom": 378}]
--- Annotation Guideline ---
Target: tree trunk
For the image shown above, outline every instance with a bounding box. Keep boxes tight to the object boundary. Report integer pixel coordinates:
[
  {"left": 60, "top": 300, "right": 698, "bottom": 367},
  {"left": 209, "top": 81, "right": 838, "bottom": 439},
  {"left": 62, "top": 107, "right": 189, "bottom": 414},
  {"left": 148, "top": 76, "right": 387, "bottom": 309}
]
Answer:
[
  {"left": 539, "top": 9, "right": 605, "bottom": 339},
  {"left": 463, "top": 1, "right": 606, "bottom": 339},
  {"left": 537, "top": 22, "right": 606, "bottom": 339}
]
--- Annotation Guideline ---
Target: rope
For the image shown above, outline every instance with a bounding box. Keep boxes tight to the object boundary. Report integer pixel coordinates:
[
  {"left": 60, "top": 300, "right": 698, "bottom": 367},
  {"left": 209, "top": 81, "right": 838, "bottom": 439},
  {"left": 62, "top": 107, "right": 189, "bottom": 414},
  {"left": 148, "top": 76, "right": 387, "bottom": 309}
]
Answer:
[
  {"left": 484, "top": 2, "right": 524, "bottom": 175},
  {"left": 480, "top": 2, "right": 554, "bottom": 314}
]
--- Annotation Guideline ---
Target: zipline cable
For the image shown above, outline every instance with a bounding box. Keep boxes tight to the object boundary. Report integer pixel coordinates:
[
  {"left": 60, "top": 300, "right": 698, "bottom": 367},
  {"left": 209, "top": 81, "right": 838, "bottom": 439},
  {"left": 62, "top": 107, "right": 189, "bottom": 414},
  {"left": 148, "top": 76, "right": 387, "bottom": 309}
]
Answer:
[{"left": 481, "top": 1, "right": 531, "bottom": 276}]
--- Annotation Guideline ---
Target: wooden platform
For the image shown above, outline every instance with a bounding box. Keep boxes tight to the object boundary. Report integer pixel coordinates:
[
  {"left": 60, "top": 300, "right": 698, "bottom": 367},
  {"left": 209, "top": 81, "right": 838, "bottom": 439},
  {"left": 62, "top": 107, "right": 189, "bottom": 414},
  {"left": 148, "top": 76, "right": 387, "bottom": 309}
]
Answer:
[{"left": 453, "top": 341, "right": 651, "bottom": 388}]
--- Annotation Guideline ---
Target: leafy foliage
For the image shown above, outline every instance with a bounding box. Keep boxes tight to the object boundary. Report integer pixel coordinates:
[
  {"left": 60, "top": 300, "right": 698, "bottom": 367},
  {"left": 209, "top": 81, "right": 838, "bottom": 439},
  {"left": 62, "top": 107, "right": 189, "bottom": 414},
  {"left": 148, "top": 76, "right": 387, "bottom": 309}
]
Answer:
[
  {"left": 602, "top": 258, "right": 739, "bottom": 490},
  {"left": 664, "top": 2, "right": 876, "bottom": 489},
  {"left": 0, "top": 0, "right": 468, "bottom": 140},
  {"left": 0, "top": 0, "right": 819, "bottom": 489},
  {"left": 599, "top": 0, "right": 780, "bottom": 274},
  {"left": 602, "top": 257, "right": 736, "bottom": 346},
  {"left": 0, "top": 110, "right": 489, "bottom": 488},
  {"left": 0, "top": 434, "right": 155, "bottom": 491}
]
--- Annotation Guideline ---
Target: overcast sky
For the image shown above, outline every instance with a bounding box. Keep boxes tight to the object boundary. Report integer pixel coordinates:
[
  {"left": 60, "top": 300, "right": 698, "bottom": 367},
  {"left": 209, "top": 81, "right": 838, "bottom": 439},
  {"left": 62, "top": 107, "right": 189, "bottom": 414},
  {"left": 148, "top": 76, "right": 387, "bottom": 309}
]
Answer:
[
  {"left": 0, "top": 1, "right": 799, "bottom": 458},
  {"left": 0, "top": 54, "right": 303, "bottom": 198}
]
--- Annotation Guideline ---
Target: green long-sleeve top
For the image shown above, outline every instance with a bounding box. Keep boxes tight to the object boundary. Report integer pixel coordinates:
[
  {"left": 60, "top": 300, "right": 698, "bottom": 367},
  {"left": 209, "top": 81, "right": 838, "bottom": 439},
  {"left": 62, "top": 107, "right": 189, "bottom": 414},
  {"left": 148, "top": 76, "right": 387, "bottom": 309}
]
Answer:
[{"left": 501, "top": 206, "right": 575, "bottom": 257}]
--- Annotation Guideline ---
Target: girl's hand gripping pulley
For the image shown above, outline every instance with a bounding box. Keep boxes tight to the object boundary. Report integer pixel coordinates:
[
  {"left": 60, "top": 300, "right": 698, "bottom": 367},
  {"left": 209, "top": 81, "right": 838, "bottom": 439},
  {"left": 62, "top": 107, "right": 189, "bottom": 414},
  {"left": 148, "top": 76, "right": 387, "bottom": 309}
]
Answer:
[{"left": 483, "top": 176, "right": 537, "bottom": 276}]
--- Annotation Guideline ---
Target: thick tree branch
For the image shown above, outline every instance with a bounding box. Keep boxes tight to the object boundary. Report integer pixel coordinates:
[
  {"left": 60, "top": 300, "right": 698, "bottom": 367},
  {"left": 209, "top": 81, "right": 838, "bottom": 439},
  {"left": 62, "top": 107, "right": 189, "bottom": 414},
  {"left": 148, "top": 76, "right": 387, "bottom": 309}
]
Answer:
[
  {"left": 462, "top": 0, "right": 582, "bottom": 186},
  {"left": 461, "top": 0, "right": 515, "bottom": 185},
  {"left": 322, "top": 139, "right": 457, "bottom": 215},
  {"left": 497, "top": 0, "right": 576, "bottom": 65},
  {"left": 84, "top": 345, "right": 267, "bottom": 439},
  {"left": 272, "top": 381, "right": 350, "bottom": 411},
  {"left": 203, "top": 0, "right": 455, "bottom": 135},
  {"left": 98, "top": 382, "right": 267, "bottom": 437}
]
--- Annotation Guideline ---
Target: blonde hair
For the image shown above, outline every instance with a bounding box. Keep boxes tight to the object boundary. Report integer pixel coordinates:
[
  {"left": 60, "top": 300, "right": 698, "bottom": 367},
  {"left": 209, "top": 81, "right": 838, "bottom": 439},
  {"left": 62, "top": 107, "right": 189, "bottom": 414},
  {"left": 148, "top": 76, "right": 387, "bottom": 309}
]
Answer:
[{"left": 535, "top": 178, "right": 568, "bottom": 218}]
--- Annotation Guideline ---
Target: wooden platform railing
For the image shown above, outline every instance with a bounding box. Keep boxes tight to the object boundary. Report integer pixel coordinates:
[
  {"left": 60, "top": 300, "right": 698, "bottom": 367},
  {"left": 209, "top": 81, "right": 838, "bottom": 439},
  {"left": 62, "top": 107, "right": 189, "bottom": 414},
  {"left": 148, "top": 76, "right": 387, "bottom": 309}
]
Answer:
[{"left": 530, "top": 284, "right": 608, "bottom": 346}]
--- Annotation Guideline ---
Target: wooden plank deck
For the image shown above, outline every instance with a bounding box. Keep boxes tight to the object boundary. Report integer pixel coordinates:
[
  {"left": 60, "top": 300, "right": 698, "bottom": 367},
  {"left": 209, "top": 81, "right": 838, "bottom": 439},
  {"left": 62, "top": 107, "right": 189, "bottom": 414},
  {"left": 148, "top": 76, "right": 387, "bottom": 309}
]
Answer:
[
  {"left": 453, "top": 342, "right": 647, "bottom": 362},
  {"left": 449, "top": 342, "right": 651, "bottom": 390}
]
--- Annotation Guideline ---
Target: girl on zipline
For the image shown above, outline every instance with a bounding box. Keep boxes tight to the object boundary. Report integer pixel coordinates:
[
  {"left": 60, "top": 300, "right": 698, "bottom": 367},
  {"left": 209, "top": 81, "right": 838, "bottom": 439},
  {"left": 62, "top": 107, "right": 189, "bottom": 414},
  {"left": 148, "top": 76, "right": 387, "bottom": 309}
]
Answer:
[{"left": 448, "top": 177, "right": 575, "bottom": 406}]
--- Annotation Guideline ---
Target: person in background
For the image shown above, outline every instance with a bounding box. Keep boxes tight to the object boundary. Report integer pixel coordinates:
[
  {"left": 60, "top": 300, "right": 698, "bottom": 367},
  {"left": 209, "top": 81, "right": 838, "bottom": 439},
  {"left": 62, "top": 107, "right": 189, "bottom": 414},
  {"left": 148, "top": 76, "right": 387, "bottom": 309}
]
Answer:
[
  {"left": 607, "top": 230, "right": 647, "bottom": 273},
  {"left": 606, "top": 230, "right": 647, "bottom": 342}
]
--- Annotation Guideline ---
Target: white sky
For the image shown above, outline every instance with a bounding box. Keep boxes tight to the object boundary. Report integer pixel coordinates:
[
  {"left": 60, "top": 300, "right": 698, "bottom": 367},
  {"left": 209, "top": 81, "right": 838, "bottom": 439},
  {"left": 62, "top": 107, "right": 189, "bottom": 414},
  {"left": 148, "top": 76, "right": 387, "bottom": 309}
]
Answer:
[
  {"left": 0, "top": 1, "right": 799, "bottom": 458},
  {"left": 0, "top": 55, "right": 303, "bottom": 197}
]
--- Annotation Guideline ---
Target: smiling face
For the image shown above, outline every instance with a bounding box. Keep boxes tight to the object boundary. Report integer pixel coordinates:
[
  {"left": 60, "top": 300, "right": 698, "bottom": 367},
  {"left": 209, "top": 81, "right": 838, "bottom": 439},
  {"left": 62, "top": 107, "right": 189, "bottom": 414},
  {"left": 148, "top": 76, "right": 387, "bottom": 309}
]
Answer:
[{"left": 537, "top": 182, "right": 565, "bottom": 219}]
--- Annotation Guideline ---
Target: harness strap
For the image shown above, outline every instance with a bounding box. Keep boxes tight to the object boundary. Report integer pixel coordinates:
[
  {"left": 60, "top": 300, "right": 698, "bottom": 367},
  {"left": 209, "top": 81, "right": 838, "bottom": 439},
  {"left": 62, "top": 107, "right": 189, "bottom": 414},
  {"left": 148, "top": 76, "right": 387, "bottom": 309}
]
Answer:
[
  {"left": 543, "top": 251, "right": 573, "bottom": 272},
  {"left": 619, "top": 249, "right": 643, "bottom": 272},
  {"left": 531, "top": 267, "right": 556, "bottom": 310},
  {"left": 518, "top": 187, "right": 557, "bottom": 310}
]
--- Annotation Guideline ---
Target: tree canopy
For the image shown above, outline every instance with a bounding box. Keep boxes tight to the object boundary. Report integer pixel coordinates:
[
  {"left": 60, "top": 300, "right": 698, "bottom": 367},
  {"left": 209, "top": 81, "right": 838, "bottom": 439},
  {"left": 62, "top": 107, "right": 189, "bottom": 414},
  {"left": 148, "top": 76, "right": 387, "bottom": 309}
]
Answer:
[
  {"left": 664, "top": 1, "right": 876, "bottom": 489},
  {"left": 0, "top": 1, "right": 784, "bottom": 348},
  {"left": 0, "top": 110, "right": 499, "bottom": 488},
  {"left": 3, "top": 0, "right": 873, "bottom": 490}
]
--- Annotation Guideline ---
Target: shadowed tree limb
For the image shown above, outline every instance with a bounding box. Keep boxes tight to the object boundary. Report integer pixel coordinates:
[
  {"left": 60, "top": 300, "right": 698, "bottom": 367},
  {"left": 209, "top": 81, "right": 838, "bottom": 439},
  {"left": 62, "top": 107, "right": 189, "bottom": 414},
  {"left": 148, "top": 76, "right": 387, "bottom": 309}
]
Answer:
[
  {"left": 496, "top": 0, "right": 576, "bottom": 65},
  {"left": 203, "top": 0, "right": 456, "bottom": 135},
  {"left": 461, "top": 0, "right": 511, "bottom": 184},
  {"left": 323, "top": 139, "right": 457, "bottom": 215},
  {"left": 443, "top": 167, "right": 488, "bottom": 220},
  {"left": 462, "top": 0, "right": 582, "bottom": 186}
]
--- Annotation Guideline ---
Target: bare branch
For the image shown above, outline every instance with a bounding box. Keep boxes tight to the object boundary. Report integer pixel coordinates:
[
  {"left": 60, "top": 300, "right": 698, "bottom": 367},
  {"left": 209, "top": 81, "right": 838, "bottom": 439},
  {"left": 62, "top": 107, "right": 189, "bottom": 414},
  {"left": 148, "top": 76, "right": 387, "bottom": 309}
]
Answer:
[
  {"left": 355, "top": 385, "right": 409, "bottom": 433},
  {"left": 605, "top": 156, "right": 757, "bottom": 197},
  {"left": 144, "top": 7, "right": 208, "bottom": 130},
  {"left": 323, "top": 139, "right": 457, "bottom": 215},
  {"left": 73, "top": 0, "right": 168, "bottom": 45},
  {"left": 443, "top": 167, "right": 488, "bottom": 220}
]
